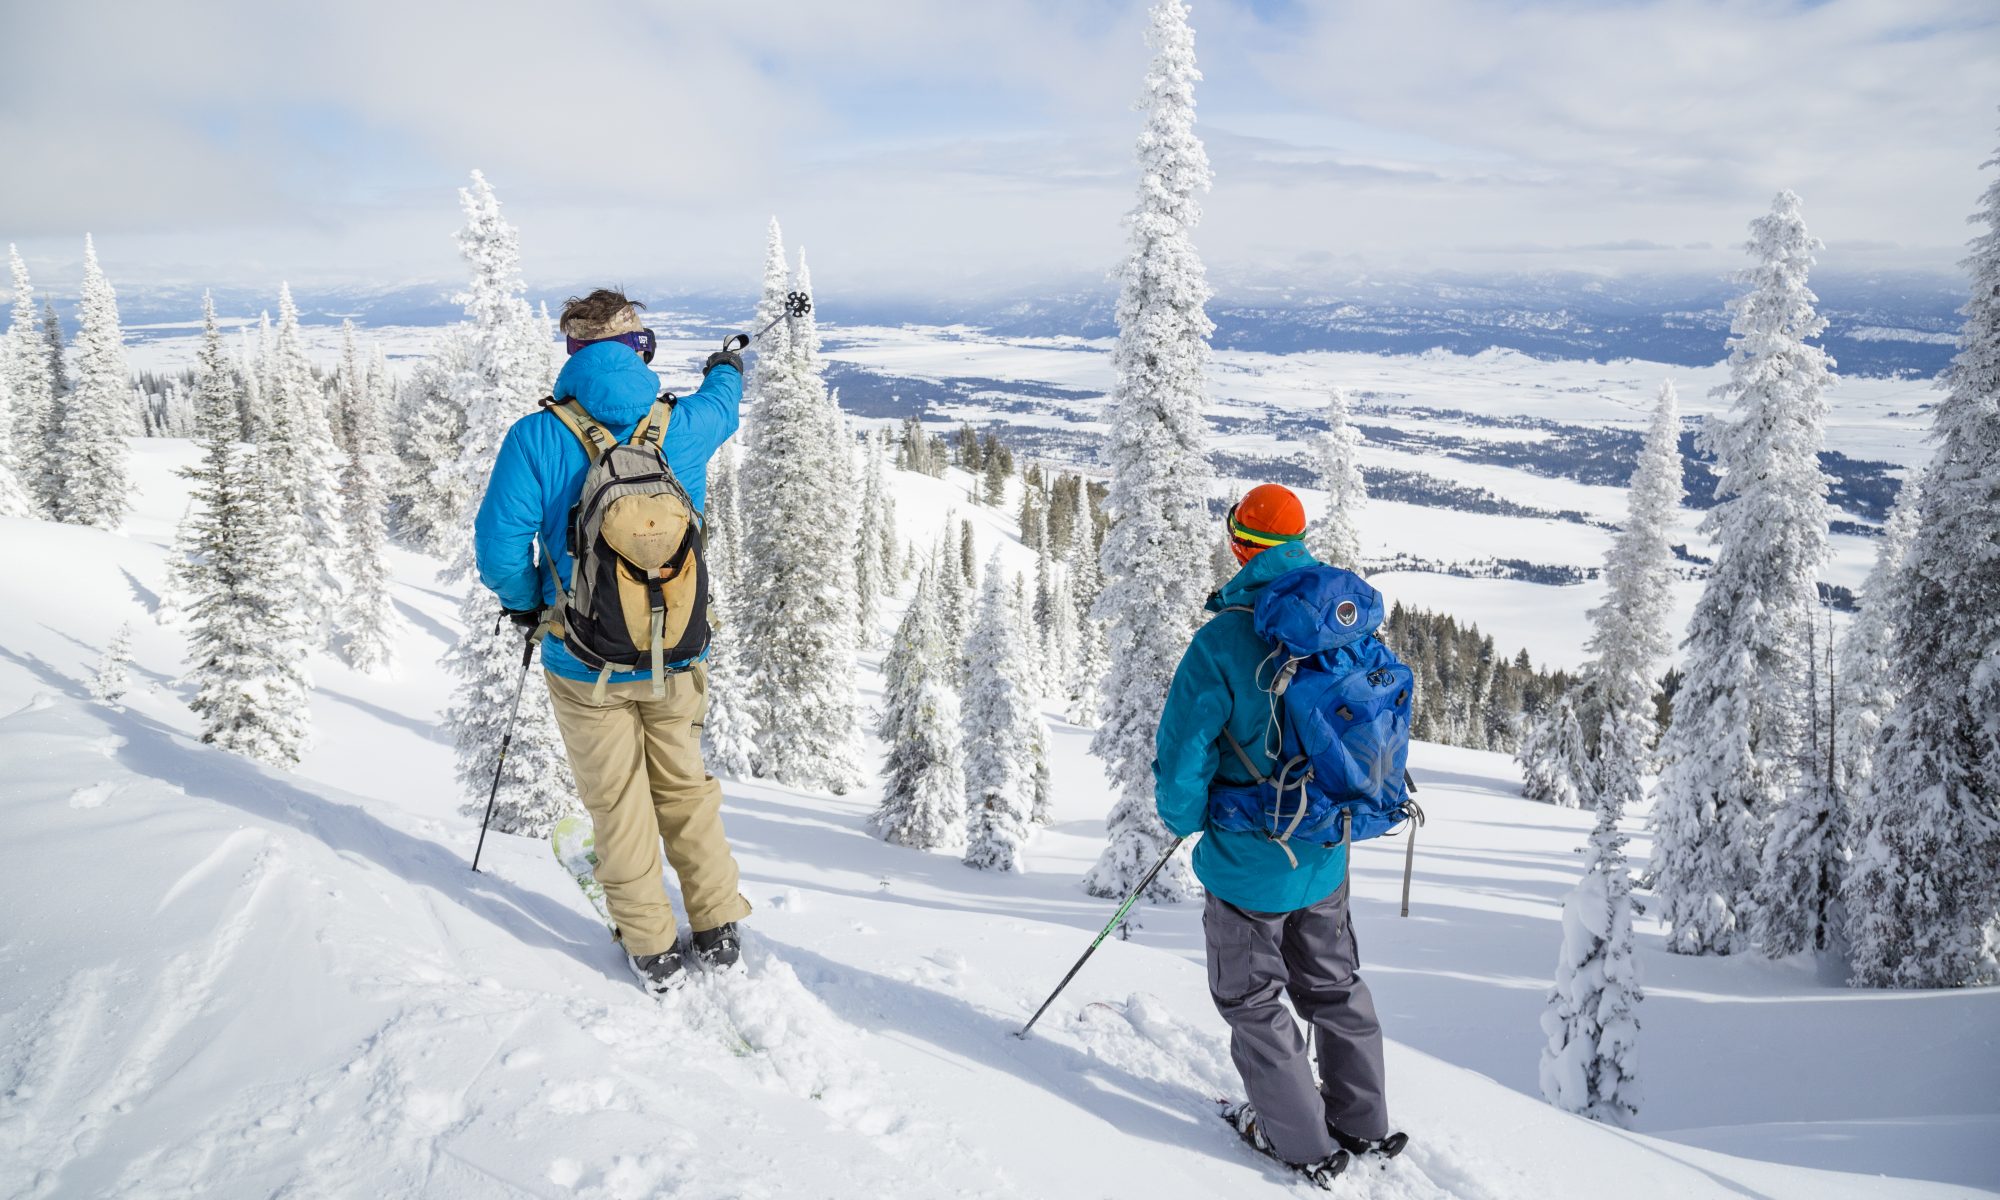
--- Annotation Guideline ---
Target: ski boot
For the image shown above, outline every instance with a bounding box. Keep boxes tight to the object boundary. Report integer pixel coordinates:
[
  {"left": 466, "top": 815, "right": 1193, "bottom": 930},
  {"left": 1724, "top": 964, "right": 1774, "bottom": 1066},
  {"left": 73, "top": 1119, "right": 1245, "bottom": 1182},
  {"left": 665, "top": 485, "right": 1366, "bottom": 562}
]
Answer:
[
  {"left": 628, "top": 946, "right": 690, "bottom": 996},
  {"left": 1328, "top": 1121, "right": 1410, "bottom": 1164},
  {"left": 693, "top": 922, "right": 743, "bottom": 973},
  {"left": 1220, "top": 1102, "right": 1349, "bottom": 1190}
]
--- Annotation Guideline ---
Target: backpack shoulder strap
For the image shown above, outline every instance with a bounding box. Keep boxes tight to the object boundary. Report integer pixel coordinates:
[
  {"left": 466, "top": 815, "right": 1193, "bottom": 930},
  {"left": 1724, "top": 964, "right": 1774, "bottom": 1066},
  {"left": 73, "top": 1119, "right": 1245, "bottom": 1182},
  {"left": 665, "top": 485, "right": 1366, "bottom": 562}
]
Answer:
[
  {"left": 629, "top": 393, "right": 678, "bottom": 450},
  {"left": 541, "top": 397, "right": 617, "bottom": 458},
  {"left": 1220, "top": 728, "right": 1268, "bottom": 785}
]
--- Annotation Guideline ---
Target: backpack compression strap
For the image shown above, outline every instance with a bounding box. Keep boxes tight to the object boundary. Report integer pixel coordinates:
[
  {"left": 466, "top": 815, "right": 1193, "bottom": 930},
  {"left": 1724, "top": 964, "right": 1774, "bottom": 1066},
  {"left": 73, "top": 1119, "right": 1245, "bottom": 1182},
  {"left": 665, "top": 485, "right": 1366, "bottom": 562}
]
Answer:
[{"left": 542, "top": 397, "right": 618, "bottom": 457}]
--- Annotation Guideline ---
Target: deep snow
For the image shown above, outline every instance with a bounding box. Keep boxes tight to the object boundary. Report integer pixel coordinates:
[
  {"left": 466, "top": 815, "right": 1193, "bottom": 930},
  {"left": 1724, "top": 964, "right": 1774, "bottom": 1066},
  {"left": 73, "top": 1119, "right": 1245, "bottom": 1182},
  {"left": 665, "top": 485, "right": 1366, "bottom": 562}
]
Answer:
[{"left": 1, "top": 437, "right": 1994, "bottom": 1199}]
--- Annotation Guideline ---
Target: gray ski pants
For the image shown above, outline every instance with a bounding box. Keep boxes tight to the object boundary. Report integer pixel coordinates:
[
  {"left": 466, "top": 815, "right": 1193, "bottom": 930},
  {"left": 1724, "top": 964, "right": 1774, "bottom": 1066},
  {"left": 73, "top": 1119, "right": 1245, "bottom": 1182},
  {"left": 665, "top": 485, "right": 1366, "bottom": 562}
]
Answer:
[{"left": 1203, "top": 886, "right": 1388, "bottom": 1164}]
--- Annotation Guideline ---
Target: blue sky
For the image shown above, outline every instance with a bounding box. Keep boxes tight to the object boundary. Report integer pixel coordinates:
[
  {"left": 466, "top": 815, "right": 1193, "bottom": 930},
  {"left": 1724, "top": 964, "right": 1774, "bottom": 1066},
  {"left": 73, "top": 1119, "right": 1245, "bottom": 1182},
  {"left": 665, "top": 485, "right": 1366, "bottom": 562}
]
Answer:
[{"left": 2, "top": 0, "right": 1994, "bottom": 297}]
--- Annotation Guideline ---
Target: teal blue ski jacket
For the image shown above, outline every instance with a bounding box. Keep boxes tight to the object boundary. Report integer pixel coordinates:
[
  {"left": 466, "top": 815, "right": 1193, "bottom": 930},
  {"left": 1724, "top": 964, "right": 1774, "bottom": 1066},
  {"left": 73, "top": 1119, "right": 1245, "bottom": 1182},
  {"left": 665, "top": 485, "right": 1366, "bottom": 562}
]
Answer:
[
  {"left": 473, "top": 341, "right": 741, "bottom": 683},
  {"left": 1153, "top": 542, "right": 1349, "bottom": 913}
]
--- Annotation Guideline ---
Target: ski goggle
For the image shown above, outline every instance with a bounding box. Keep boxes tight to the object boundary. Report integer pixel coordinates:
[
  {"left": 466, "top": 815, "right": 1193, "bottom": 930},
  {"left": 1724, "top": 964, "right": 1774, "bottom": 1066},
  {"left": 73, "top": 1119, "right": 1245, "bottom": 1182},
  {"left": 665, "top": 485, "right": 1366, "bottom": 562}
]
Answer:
[{"left": 565, "top": 328, "right": 657, "bottom": 363}]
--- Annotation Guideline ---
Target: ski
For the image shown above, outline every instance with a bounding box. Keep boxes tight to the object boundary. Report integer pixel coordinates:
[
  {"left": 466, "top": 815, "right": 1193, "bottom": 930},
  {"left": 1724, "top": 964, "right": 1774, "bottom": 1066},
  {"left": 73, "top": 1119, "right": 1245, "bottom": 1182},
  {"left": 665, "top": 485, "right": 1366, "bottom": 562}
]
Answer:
[{"left": 551, "top": 813, "right": 615, "bottom": 934}]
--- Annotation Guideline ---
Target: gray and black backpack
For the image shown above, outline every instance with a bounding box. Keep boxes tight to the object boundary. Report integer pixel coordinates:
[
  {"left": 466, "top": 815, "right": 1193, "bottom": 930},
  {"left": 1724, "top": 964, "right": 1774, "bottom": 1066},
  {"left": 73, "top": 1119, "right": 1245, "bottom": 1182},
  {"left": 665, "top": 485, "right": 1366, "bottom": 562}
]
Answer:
[{"left": 539, "top": 394, "right": 711, "bottom": 698}]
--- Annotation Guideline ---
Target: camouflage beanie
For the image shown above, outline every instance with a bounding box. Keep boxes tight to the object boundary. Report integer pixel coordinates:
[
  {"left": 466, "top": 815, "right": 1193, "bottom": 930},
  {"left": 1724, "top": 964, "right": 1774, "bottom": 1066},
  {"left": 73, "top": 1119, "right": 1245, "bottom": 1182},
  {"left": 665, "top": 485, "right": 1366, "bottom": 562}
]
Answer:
[{"left": 561, "top": 301, "right": 645, "bottom": 342}]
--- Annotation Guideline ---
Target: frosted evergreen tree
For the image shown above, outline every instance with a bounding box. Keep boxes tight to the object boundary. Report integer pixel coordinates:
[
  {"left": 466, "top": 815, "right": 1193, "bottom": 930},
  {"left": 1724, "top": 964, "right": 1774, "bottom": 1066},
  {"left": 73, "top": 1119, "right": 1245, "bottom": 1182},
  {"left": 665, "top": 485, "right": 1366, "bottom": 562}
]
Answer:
[
  {"left": 854, "top": 432, "right": 889, "bottom": 644},
  {"left": 1652, "top": 192, "right": 1834, "bottom": 956},
  {"left": 185, "top": 442, "right": 315, "bottom": 768},
  {"left": 737, "top": 229, "right": 865, "bottom": 792},
  {"left": 333, "top": 319, "right": 365, "bottom": 455},
  {"left": 166, "top": 297, "right": 241, "bottom": 622},
  {"left": 263, "top": 284, "right": 348, "bottom": 633},
  {"left": 51, "top": 236, "right": 134, "bottom": 528},
  {"left": 1086, "top": 0, "right": 1217, "bottom": 901},
  {"left": 873, "top": 559, "right": 965, "bottom": 850},
  {"left": 1834, "top": 470, "right": 1923, "bottom": 806},
  {"left": 392, "top": 324, "right": 477, "bottom": 552},
  {"left": 1308, "top": 386, "right": 1367, "bottom": 569},
  {"left": 1574, "top": 380, "right": 1684, "bottom": 812},
  {"left": 5, "top": 246, "right": 51, "bottom": 515},
  {"left": 1035, "top": 536, "right": 1074, "bottom": 700},
  {"left": 439, "top": 171, "right": 575, "bottom": 835},
  {"left": 1520, "top": 693, "right": 1590, "bottom": 808},
  {"left": 1845, "top": 141, "right": 2000, "bottom": 990},
  {"left": 1754, "top": 610, "right": 1846, "bottom": 957},
  {"left": 1067, "top": 494, "right": 1107, "bottom": 726},
  {"left": 700, "top": 443, "right": 759, "bottom": 779},
  {"left": 334, "top": 327, "right": 398, "bottom": 674},
  {"left": 90, "top": 621, "right": 135, "bottom": 706},
  {"left": 964, "top": 556, "right": 1038, "bottom": 871},
  {"left": 1539, "top": 753, "right": 1643, "bottom": 1127}
]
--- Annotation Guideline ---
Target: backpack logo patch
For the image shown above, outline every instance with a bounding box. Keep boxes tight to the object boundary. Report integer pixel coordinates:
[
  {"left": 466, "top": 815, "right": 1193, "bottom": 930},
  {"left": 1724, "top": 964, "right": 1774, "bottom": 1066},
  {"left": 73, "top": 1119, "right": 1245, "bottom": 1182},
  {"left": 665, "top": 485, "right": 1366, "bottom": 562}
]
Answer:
[{"left": 1335, "top": 599, "right": 1359, "bottom": 627}]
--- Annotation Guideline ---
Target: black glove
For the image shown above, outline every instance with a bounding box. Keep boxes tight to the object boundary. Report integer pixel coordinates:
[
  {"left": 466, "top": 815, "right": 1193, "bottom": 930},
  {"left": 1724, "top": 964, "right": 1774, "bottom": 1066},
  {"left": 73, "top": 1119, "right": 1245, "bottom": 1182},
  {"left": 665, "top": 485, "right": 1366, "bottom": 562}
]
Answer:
[
  {"left": 504, "top": 607, "right": 542, "bottom": 629},
  {"left": 703, "top": 349, "right": 744, "bottom": 377}
]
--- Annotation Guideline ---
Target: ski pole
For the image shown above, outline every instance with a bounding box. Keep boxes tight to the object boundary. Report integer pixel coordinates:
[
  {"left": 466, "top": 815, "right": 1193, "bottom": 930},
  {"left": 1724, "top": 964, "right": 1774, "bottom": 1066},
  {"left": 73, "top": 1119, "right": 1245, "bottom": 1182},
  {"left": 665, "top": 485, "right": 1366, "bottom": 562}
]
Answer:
[
  {"left": 720, "top": 291, "right": 811, "bottom": 354},
  {"left": 470, "top": 623, "right": 541, "bottom": 873},
  {"left": 1014, "top": 836, "right": 1187, "bottom": 1040}
]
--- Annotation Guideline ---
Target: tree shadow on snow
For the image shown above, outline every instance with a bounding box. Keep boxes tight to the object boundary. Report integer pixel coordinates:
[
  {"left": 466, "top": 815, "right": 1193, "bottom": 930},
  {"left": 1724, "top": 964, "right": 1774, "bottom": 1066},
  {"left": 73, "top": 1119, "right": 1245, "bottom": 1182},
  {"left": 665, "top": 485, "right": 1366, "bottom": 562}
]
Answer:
[
  {"left": 757, "top": 933, "right": 1232, "bottom": 1157},
  {"left": 0, "top": 644, "right": 606, "bottom": 973}
]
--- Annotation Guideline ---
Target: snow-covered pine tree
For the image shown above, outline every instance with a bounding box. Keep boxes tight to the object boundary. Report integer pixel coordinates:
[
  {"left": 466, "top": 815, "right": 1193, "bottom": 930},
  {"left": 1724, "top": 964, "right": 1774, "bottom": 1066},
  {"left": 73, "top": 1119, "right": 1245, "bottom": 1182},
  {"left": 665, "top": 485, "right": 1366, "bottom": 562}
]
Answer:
[
  {"left": 1539, "top": 735, "right": 1644, "bottom": 1127},
  {"left": 1012, "top": 572, "right": 1044, "bottom": 702},
  {"left": 1034, "top": 534, "right": 1073, "bottom": 700},
  {"left": 1754, "top": 608, "right": 1846, "bottom": 957},
  {"left": 185, "top": 439, "right": 315, "bottom": 768},
  {"left": 873, "top": 557, "right": 965, "bottom": 850},
  {"left": 700, "top": 443, "right": 759, "bottom": 779},
  {"left": 166, "top": 297, "right": 241, "bottom": 622},
  {"left": 5, "top": 246, "right": 51, "bottom": 516},
  {"left": 959, "top": 518, "right": 977, "bottom": 586},
  {"left": 90, "top": 621, "right": 134, "bottom": 706},
  {"left": 1845, "top": 141, "right": 2000, "bottom": 990},
  {"left": 1308, "top": 385, "right": 1367, "bottom": 569},
  {"left": 1067, "top": 492, "right": 1107, "bottom": 726},
  {"left": 737, "top": 230, "right": 865, "bottom": 793},
  {"left": 1574, "top": 379, "right": 1684, "bottom": 813},
  {"left": 854, "top": 432, "right": 888, "bottom": 645},
  {"left": 333, "top": 319, "right": 365, "bottom": 455},
  {"left": 51, "top": 236, "right": 135, "bottom": 528},
  {"left": 1520, "top": 693, "right": 1590, "bottom": 808},
  {"left": 964, "top": 556, "right": 1038, "bottom": 871},
  {"left": 1833, "top": 469, "right": 1922, "bottom": 811},
  {"left": 1085, "top": 0, "right": 1216, "bottom": 902},
  {"left": 390, "top": 324, "right": 476, "bottom": 552},
  {"left": 334, "top": 326, "right": 398, "bottom": 674},
  {"left": 264, "top": 284, "right": 349, "bottom": 633},
  {"left": 438, "top": 171, "right": 575, "bottom": 835},
  {"left": 1652, "top": 192, "right": 1834, "bottom": 956},
  {"left": 933, "top": 523, "right": 972, "bottom": 686}
]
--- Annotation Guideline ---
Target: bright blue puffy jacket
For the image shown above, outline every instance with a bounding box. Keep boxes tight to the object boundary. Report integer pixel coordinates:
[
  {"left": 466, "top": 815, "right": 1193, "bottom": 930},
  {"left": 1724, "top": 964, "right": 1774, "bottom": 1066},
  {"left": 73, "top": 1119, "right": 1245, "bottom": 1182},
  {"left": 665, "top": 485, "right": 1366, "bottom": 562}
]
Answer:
[
  {"left": 1154, "top": 543, "right": 1354, "bottom": 913},
  {"left": 473, "top": 342, "right": 741, "bottom": 683}
]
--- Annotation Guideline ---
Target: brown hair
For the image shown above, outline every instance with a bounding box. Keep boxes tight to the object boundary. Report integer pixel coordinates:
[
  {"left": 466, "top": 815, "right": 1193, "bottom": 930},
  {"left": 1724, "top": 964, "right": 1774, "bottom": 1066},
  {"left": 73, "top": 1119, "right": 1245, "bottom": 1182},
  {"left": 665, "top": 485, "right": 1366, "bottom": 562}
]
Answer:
[{"left": 559, "top": 288, "right": 646, "bottom": 335}]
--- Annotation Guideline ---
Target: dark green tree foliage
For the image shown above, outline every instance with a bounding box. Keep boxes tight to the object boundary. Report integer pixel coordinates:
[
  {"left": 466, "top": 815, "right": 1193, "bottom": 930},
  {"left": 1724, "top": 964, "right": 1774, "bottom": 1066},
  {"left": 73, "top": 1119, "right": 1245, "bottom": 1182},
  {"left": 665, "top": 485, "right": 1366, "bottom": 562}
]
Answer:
[
  {"left": 955, "top": 423, "right": 983, "bottom": 470},
  {"left": 1379, "top": 602, "right": 1572, "bottom": 753}
]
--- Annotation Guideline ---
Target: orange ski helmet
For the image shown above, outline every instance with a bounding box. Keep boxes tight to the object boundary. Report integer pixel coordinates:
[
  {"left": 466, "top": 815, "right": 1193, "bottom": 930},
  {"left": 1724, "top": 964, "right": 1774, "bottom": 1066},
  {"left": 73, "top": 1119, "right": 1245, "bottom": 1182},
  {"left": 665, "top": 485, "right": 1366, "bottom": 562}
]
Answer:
[{"left": 1227, "top": 483, "right": 1308, "bottom": 566}]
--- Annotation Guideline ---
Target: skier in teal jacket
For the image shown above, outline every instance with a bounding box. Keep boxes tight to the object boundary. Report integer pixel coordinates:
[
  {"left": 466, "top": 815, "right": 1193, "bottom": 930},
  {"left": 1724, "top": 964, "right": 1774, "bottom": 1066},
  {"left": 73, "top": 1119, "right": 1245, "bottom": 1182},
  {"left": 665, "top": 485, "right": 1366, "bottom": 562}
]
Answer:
[{"left": 1153, "top": 483, "right": 1401, "bottom": 1184}]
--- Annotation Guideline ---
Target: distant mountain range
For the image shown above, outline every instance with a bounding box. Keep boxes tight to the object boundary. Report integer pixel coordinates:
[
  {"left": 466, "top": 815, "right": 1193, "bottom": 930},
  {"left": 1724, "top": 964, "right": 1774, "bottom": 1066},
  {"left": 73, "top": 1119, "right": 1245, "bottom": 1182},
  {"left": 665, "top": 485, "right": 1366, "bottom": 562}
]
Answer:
[{"left": 95, "top": 269, "right": 1966, "bottom": 378}]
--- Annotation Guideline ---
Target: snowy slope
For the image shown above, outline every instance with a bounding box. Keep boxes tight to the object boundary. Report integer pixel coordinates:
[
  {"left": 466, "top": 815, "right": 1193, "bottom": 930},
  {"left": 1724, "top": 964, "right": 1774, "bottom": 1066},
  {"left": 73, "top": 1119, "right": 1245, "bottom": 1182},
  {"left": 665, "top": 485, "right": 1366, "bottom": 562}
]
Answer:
[{"left": 1, "top": 440, "right": 1994, "bottom": 1199}]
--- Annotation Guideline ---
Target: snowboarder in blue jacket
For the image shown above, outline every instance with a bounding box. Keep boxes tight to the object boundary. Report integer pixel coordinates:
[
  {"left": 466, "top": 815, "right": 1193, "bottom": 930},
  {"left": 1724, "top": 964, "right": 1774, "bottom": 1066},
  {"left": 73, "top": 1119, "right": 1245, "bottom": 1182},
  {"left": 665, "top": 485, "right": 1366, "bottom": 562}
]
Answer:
[
  {"left": 1153, "top": 483, "right": 1403, "bottom": 1182},
  {"left": 475, "top": 289, "right": 751, "bottom": 996}
]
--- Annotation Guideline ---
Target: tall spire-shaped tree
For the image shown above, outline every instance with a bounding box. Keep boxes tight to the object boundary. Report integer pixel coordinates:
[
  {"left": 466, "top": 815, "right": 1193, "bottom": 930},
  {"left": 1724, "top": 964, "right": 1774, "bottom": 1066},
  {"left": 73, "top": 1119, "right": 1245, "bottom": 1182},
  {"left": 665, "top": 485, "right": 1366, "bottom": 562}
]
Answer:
[
  {"left": 1652, "top": 192, "right": 1834, "bottom": 956},
  {"left": 1833, "top": 470, "right": 1923, "bottom": 805},
  {"left": 334, "top": 326, "right": 398, "bottom": 674},
  {"left": 1845, "top": 139, "right": 2000, "bottom": 989},
  {"left": 873, "top": 557, "right": 965, "bottom": 850},
  {"left": 964, "top": 555, "right": 1038, "bottom": 871},
  {"left": 1085, "top": 0, "right": 1217, "bottom": 901},
  {"left": 266, "top": 283, "right": 348, "bottom": 631},
  {"left": 738, "top": 226, "right": 865, "bottom": 793},
  {"left": 6, "top": 246, "right": 52, "bottom": 515},
  {"left": 438, "top": 171, "right": 575, "bottom": 835},
  {"left": 52, "top": 236, "right": 135, "bottom": 528},
  {"left": 1308, "top": 386, "right": 1367, "bottom": 570}
]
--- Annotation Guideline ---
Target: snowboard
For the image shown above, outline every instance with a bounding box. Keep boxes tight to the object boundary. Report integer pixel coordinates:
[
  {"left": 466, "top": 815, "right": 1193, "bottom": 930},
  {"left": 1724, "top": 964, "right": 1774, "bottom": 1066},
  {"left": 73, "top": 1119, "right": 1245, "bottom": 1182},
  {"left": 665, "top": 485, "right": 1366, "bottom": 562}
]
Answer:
[{"left": 552, "top": 813, "right": 616, "bottom": 935}]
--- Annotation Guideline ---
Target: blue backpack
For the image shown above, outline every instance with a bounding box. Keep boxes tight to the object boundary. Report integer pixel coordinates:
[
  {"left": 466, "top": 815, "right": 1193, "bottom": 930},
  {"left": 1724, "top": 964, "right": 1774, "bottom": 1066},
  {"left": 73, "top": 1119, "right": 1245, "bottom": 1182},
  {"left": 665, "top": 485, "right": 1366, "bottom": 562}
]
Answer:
[{"left": 1206, "top": 565, "right": 1422, "bottom": 870}]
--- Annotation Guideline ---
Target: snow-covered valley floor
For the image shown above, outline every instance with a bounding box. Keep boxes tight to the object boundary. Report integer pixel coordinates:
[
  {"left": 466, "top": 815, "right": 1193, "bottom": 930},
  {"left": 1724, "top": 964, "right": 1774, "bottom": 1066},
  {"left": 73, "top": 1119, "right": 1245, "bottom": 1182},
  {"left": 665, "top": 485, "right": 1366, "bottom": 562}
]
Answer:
[{"left": 2, "top": 439, "right": 1994, "bottom": 1199}]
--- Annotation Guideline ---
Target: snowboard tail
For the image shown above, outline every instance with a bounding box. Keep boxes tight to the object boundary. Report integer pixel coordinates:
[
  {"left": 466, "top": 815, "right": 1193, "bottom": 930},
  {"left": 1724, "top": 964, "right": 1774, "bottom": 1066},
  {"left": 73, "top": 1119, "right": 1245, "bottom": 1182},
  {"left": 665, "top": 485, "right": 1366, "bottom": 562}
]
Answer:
[{"left": 552, "top": 813, "right": 616, "bottom": 935}]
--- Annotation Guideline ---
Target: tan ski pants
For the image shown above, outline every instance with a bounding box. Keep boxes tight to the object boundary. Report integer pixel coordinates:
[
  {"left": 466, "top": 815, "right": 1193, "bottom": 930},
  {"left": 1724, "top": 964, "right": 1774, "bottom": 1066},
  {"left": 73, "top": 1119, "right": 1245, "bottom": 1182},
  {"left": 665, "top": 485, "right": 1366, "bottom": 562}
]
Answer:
[{"left": 544, "top": 668, "right": 752, "bottom": 957}]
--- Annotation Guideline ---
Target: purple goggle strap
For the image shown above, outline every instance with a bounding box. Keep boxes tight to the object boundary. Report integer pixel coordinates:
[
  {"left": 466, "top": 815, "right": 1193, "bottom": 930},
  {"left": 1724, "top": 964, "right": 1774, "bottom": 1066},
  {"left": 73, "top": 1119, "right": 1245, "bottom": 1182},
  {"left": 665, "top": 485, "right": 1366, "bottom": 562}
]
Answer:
[{"left": 565, "top": 328, "right": 657, "bottom": 357}]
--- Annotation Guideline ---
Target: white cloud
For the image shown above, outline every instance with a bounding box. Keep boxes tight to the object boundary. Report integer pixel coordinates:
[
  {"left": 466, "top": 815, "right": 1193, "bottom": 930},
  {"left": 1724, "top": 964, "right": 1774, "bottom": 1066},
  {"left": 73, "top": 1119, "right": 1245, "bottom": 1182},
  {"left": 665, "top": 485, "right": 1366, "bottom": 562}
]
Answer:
[{"left": 0, "top": 0, "right": 1990, "bottom": 297}]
